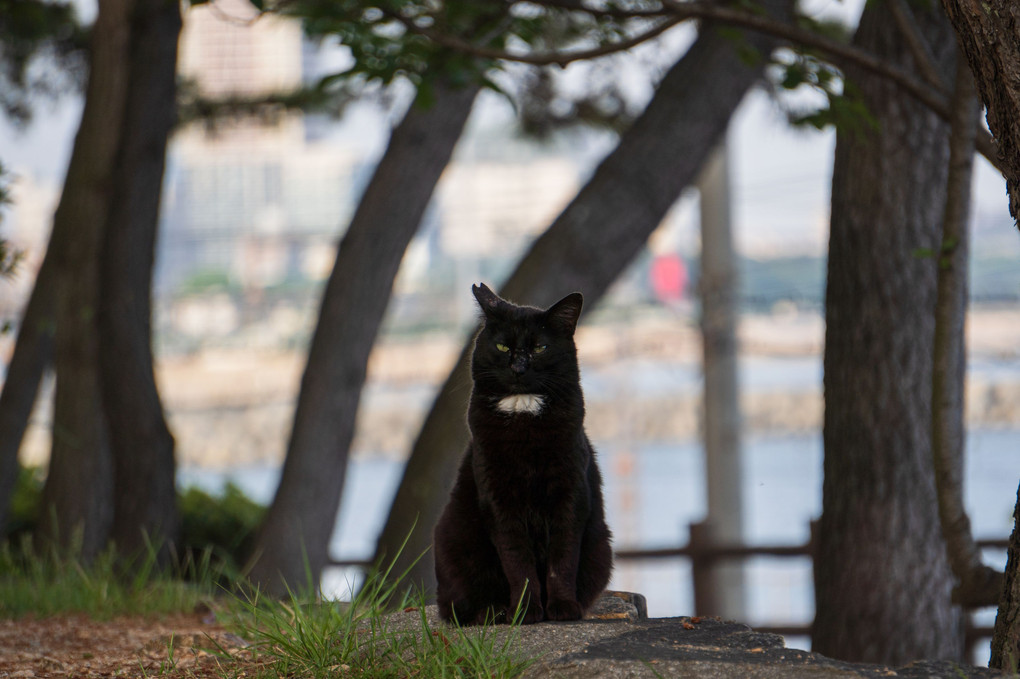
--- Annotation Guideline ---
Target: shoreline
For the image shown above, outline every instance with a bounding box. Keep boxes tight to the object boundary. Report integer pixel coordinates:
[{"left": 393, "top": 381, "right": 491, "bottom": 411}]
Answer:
[{"left": 15, "top": 308, "right": 1020, "bottom": 469}]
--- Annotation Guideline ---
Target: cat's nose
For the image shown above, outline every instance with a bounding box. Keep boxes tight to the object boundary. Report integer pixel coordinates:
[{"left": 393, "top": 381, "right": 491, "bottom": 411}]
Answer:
[{"left": 510, "top": 354, "right": 529, "bottom": 375}]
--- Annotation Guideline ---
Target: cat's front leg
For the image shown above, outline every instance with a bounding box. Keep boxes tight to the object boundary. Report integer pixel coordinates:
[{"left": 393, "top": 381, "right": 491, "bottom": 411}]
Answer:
[
  {"left": 510, "top": 576, "right": 544, "bottom": 625},
  {"left": 544, "top": 547, "right": 583, "bottom": 620},
  {"left": 544, "top": 509, "right": 586, "bottom": 621},
  {"left": 491, "top": 533, "right": 544, "bottom": 623}
]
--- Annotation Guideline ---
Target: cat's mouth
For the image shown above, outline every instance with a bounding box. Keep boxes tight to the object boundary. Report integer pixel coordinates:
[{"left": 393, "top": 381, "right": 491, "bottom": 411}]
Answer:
[{"left": 506, "top": 378, "right": 536, "bottom": 393}]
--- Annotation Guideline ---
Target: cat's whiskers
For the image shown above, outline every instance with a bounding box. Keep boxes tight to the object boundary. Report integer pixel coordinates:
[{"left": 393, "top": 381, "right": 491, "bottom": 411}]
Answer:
[{"left": 534, "top": 375, "right": 577, "bottom": 405}]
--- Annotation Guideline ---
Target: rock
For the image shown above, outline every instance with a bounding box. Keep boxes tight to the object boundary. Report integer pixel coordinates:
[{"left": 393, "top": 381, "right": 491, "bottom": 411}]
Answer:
[
  {"left": 396, "top": 593, "right": 1007, "bottom": 679},
  {"left": 585, "top": 591, "right": 648, "bottom": 622}
]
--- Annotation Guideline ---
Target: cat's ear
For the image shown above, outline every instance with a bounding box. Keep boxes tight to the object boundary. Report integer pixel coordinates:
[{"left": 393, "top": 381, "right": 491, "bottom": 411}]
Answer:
[
  {"left": 472, "top": 283, "right": 507, "bottom": 319},
  {"left": 546, "top": 292, "right": 583, "bottom": 335}
]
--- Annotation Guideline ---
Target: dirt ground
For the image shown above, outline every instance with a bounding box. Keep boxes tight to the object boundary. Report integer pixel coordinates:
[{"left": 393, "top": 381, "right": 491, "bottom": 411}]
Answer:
[{"left": 0, "top": 612, "right": 254, "bottom": 678}]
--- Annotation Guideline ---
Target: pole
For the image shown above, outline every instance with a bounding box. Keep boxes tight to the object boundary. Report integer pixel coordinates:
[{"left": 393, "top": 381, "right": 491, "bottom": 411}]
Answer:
[{"left": 695, "top": 139, "right": 746, "bottom": 620}]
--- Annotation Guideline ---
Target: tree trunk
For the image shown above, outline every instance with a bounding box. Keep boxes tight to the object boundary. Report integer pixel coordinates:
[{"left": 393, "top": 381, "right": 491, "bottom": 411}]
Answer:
[
  {"left": 374, "top": 0, "right": 795, "bottom": 595},
  {"left": 246, "top": 79, "right": 481, "bottom": 597},
  {"left": 813, "top": 0, "right": 963, "bottom": 665},
  {"left": 36, "top": 0, "right": 133, "bottom": 560},
  {"left": 941, "top": 0, "right": 1020, "bottom": 226},
  {"left": 0, "top": 253, "right": 56, "bottom": 537},
  {"left": 940, "top": 0, "right": 1020, "bottom": 667},
  {"left": 98, "top": 0, "right": 181, "bottom": 562},
  {"left": 991, "top": 482, "right": 1020, "bottom": 670},
  {"left": 931, "top": 47, "right": 1002, "bottom": 609}
]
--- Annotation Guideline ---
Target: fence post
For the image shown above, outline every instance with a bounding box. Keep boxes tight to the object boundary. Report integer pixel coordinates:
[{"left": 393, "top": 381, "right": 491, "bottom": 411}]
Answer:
[{"left": 690, "top": 520, "right": 717, "bottom": 617}]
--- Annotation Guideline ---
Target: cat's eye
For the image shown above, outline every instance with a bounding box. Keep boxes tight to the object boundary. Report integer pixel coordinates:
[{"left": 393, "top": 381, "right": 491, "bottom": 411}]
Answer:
[
  {"left": 496, "top": 343, "right": 510, "bottom": 353},
  {"left": 533, "top": 345, "right": 547, "bottom": 354}
]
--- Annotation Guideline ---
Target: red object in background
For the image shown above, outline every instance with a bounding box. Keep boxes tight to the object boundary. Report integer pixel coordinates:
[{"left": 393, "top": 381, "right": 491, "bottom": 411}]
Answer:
[{"left": 651, "top": 254, "right": 687, "bottom": 302}]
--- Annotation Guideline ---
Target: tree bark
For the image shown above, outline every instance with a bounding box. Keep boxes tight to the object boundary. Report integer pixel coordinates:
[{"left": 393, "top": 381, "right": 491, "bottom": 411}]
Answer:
[
  {"left": 246, "top": 80, "right": 481, "bottom": 596},
  {"left": 374, "top": 0, "right": 795, "bottom": 595},
  {"left": 931, "top": 47, "right": 1003, "bottom": 610},
  {"left": 991, "top": 483, "right": 1020, "bottom": 670},
  {"left": 98, "top": 0, "right": 181, "bottom": 562},
  {"left": 35, "top": 0, "right": 133, "bottom": 560},
  {"left": 939, "top": 1, "right": 1020, "bottom": 666},
  {"left": 941, "top": 0, "right": 1020, "bottom": 226},
  {"left": 813, "top": 0, "right": 963, "bottom": 665},
  {"left": 0, "top": 253, "right": 56, "bottom": 537}
]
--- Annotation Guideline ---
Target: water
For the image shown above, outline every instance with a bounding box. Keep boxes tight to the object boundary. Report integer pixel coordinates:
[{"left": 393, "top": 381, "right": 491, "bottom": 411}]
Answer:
[
  {"left": 579, "top": 355, "right": 825, "bottom": 397},
  {"left": 178, "top": 426, "right": 1019, "bottom": 662}
]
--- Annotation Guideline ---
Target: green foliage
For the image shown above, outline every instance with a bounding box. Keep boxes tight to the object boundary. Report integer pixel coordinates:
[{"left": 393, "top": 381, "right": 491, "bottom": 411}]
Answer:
[
  {"left": 0, "top": 0, "right": 88, "bottom": 124},
  {"left": 2, "top": 466, "right": 43, "bottom": 542},
  {"left": 0, "top": 537, "right": 221, "bottom": 619},
  {"left": 0, "top": 236, "right": 21, "bottom": 289},
  {"left": 0, "top": 160, "right": 9, "bottom": 210},
  {"left": 178, "top": 483, "right": 265, "bottom": 577},
  {"left": 176, "top": 74, "right": 361, "bottom": 130},
  {"left": 260, "top": 0, "right": 649, "bottom": 94},
  {"left": 770, "top": 49, "right": 878, "bottom": 136},
  {"left": 0, "top": 475, "right": 264, "bottom": 619},
  {"left": 0, "top": 161, "right": 24, "bottom": 286},
  {"left": 176, "top": 268, "right": 236, "bottom": 296},
  {"left": 516, "top": 66, "right": 634, "bottom": 138},
  {"left": 289, "top": 0, "right": 451, "bottom": 87},
  {"left": 760, "top": 10, "right": 880, "bottom": 136},
  {"left": 4, "top": 466, "right": 265, "bottom": 581},
  {"left": 713, "top": 25, "right": 765, "bottom": 68}
]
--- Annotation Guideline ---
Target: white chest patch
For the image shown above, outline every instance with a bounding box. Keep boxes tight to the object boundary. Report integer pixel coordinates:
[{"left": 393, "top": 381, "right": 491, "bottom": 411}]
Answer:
[{"left": 496, "top": 394, "right": 546, "bottom": 415}]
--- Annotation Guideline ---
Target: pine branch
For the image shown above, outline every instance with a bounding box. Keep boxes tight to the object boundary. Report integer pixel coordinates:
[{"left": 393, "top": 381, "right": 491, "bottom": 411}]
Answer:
[
  {"left": 383, "top": 7, "right": 685, "bottom": 68},
  {"left": 175, "top": 79, "right": 358, "bottom": 130},
  {"left": 375, "top": 0, "right": 1004, "bottom": 172}
]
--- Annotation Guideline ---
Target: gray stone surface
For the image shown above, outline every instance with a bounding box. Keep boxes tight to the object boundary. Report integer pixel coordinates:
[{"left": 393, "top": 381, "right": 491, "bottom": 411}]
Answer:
[{"left": 389, "top": 594, "right": 1010, "bottom": 679}]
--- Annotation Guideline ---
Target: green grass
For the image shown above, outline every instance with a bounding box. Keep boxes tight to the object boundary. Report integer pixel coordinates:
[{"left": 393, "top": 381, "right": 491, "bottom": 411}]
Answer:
[
  {"left": 0, "top": 535, "right": 221, "bottom": 619},
  {"left": 0, "top": 533, "right": 536, "bottom": 679},
  {"left": 225, "top": 555, "right": 536, "bottom": 678}
]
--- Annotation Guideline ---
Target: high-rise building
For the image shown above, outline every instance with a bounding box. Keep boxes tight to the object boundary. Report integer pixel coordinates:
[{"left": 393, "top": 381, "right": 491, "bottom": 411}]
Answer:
[{"left": 158, "top": 0, "right": 362, "bottom": 293}]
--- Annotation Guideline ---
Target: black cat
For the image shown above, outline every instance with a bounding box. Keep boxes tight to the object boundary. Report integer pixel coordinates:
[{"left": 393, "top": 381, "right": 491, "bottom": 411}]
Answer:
[{"left": 434, "top": 283, "right": 613, "bottom": 625}]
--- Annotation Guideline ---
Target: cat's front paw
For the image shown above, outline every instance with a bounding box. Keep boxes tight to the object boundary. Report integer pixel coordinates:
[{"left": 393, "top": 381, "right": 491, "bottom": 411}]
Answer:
[
  {"left": 520, "top": 604, "right": 544, "bottom": 625},
  {"left": 545, "top": 599, "right": 583, "bottom": 621}
]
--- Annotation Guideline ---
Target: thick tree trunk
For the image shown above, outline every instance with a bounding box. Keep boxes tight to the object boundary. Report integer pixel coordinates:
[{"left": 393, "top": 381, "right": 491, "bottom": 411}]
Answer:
[
  {"left": 98, "top": 0, "right": 181, "bottom": 561},
  {"left": 36, "top": 0, "right": 133, "bottom": 560},
  {"left": 0, "top": 253, "right": 56, "bottom": 537},
  {"left": 991, "top": 483, "right": 1020, "bottom": 670},
  {"left": 938, "top": 2, "right": 1020, "bottom": 666},
  {"left": 941, "top": 0, "right": 1020, "bottom": 225},
  {"left": 246, "top": 80, "right": 481, "bottom": 596},
  {"left": 813, "top": 0, "right": 963, "bottom": 665},
  {"left": 374, "top": 0, "right": 795, "bottom": 595}
]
